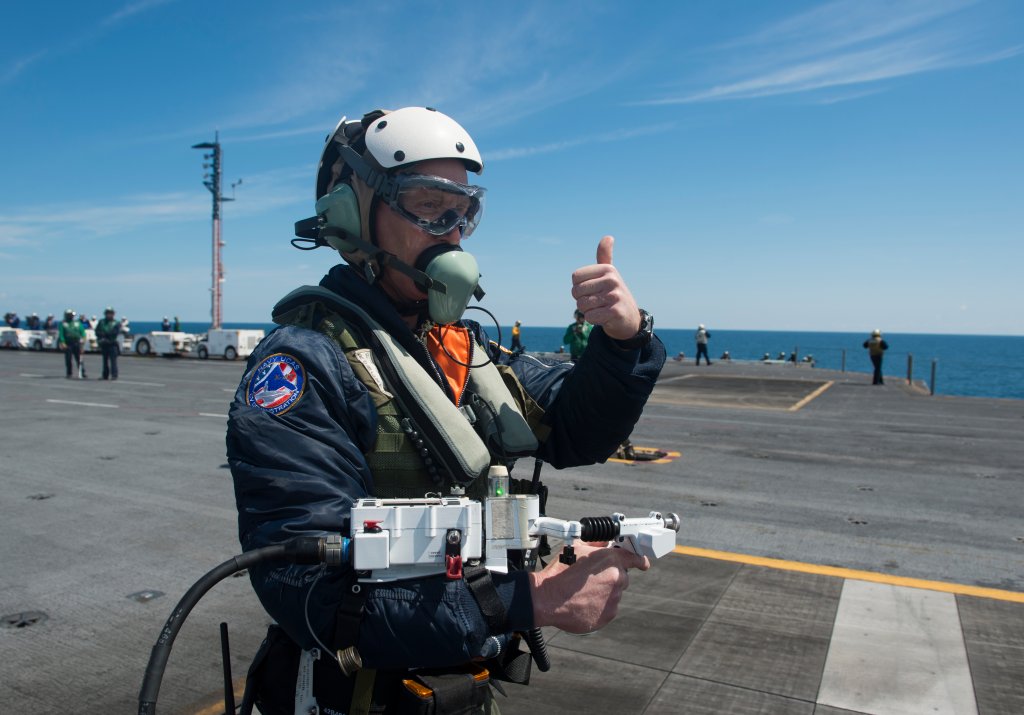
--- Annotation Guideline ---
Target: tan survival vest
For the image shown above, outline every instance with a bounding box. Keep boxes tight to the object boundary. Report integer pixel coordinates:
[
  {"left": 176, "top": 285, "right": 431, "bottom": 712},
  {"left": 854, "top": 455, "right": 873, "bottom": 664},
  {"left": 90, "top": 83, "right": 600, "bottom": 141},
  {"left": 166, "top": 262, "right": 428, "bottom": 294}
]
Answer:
[{"left": 272, "top": 286, "right": 547, "bottom": 500}]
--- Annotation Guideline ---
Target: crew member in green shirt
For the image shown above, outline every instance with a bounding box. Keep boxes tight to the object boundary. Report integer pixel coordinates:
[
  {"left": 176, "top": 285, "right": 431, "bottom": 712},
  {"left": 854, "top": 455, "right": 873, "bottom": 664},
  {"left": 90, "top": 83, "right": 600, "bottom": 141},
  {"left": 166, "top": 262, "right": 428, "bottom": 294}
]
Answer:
[
  {"left": 563, "top": 309, "right": 592, "bottom": 362},
  {"left": 58, "top": 309, "right": 87, "bottom": 379}
]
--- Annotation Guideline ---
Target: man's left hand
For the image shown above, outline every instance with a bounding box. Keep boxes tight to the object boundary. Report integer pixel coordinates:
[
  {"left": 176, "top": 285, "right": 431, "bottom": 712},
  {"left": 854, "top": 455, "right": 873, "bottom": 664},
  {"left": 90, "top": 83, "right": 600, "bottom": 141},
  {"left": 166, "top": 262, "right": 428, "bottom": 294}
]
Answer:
[{"left": 570, "top": 235, "right": 640, "bottom": 341}]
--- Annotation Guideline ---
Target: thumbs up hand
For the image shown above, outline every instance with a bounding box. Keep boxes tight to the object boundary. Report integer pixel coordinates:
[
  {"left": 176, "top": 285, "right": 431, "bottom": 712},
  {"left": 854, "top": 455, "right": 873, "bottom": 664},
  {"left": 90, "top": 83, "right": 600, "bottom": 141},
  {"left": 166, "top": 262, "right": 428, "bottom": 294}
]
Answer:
[{"left": 570, "top": 235, "right": 641, "bottom": 341}]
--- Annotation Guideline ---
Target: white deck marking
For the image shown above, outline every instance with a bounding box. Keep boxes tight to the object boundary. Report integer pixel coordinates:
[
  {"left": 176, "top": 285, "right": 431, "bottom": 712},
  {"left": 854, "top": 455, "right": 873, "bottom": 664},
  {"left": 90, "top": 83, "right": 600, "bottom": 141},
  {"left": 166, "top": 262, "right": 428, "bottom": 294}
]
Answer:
[
  {"left": 818, "top": 580, "right": 977, "bottom": 714},
  {"left": 45, "top": 399, "right": 118, "bottom": 409}
]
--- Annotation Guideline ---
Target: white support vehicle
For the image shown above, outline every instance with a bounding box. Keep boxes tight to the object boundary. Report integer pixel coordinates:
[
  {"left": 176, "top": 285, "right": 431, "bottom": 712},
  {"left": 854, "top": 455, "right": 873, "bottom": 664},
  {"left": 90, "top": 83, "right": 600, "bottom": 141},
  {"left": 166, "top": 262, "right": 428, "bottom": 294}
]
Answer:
[
  {"left": 0, "top": 328, "right": 58, "bottom": 351},
  {"left": 131, "top": 332, "right": 196, "bottom": 357},
  {"left": 195, "top": 328, "right": 265, "bottom": 360}
]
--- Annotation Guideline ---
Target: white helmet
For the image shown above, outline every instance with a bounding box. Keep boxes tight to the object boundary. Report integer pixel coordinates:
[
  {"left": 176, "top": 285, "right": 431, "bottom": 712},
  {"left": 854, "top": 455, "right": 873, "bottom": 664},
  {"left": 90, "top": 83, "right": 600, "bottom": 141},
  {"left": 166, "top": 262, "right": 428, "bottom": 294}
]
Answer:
[{"left": 299, "top": 107, "right": 484, "bottom": 255}]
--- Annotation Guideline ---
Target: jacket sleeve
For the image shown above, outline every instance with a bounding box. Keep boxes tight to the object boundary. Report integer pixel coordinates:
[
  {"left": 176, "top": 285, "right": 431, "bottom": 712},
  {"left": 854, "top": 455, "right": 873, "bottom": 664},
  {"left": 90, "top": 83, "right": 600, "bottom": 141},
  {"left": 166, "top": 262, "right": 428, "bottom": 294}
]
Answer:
[
  {"left": 227, "top": 326, "right": 531, "bottom": 669},
  {"left": 501, "top": 326, "right": 666, "bottom": 468}
]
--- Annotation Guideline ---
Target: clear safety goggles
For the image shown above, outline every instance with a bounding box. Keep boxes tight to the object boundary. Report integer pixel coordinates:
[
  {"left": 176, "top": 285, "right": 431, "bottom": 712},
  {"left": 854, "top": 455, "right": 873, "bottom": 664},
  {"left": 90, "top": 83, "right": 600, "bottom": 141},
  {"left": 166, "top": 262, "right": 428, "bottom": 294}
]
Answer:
[{"left": 388, "top": 174, "right": 485, "bottom": 237}]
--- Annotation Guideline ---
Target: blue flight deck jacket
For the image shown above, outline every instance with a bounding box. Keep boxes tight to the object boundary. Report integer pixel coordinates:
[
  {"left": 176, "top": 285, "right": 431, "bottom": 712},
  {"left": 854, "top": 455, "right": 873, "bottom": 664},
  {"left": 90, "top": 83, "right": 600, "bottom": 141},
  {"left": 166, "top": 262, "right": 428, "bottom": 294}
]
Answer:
[{"left": 227, "top": 264, "right": 665, "bottom": 669}]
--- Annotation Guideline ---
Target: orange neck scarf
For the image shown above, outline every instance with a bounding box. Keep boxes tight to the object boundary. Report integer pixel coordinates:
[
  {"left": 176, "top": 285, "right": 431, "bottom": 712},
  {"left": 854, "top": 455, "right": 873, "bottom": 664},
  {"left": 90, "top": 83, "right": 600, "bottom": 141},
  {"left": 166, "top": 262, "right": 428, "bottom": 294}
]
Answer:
[{"left": 425, "top": 325, "right": 471, "bottom": 406}]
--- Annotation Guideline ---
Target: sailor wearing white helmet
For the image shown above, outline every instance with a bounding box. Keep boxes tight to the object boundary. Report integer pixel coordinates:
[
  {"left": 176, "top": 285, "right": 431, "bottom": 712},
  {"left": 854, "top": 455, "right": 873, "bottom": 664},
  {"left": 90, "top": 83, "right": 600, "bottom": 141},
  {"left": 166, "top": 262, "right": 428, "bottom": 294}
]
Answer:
[
  {"left": 227, "top": 106, "right": 665, "bottom": 714},
  {"left": 695, "top": 323, "right": 712, "bottom": 365},
  {"left": 863, "top": 329, "right": 889, "bottom": 384}
]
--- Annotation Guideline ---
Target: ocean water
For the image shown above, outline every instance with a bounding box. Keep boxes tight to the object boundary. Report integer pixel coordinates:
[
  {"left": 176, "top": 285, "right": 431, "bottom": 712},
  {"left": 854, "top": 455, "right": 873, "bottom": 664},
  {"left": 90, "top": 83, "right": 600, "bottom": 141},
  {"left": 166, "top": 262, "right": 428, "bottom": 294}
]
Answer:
[{"left": 125, "top": 321, "right": 1024, "bottom": 401}]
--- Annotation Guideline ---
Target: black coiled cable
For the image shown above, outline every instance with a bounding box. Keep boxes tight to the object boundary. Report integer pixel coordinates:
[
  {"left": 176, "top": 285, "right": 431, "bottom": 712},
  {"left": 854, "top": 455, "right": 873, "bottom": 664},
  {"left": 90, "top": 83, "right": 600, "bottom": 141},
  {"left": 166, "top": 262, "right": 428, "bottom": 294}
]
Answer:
[{"left": 525, "top": 627, "right": 551, "bottom": 672}]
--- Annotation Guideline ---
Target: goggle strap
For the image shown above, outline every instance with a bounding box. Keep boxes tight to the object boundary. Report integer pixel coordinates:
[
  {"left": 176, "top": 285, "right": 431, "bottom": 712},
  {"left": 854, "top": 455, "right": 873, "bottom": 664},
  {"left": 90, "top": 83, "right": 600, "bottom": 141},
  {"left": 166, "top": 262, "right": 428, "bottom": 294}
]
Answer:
[{"left": 338, "top": 145, "right": 399, "bottom": 203}]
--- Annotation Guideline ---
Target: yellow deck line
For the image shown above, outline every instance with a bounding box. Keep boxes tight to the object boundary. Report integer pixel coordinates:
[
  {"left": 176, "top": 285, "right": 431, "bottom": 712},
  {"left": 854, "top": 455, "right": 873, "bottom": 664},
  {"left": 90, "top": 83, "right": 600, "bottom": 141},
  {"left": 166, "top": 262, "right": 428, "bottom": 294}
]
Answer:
[
  {"left": 674, "top": 545, "right": 1024, "bottom": 603},
  {"left": 788, "top": 380, "right": 834, "bottom": 411},
  {"left": 607, "top": 449, "right": 681, "bottom": 465}
]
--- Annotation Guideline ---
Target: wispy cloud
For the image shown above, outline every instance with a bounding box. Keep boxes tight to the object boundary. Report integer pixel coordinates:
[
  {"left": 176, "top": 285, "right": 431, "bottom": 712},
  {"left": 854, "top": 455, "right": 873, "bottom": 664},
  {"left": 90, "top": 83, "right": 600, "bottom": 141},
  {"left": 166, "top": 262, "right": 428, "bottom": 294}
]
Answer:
[
  {"left": 719, "top": 0, "right": 975, "bottom": 57},
  {"left": 1, "top": 50, "right": 48, "bottom": 84},
  {"left": 638, "top": 0, "right": 1022, "bottom": 105},
  {"left": 488, "top": 123, "right": 676, "bottom": 161},
  {"left": 0, "top": 166, "right": 307, "bottom": 245},
  {"left": 0, "top": 193, "right": 209, "bottom": 243},
  {"left": 212, "top": 5, "right": 635, "bottom": 141},
  {"left": 2, "top": 0, "right": 178, "bottom": 86},
  {"left": 100, "top": 0, "right": 176, "bottom": 28},
  {"left": 809, "top": 86, "right": 887, "bottom": 105}
]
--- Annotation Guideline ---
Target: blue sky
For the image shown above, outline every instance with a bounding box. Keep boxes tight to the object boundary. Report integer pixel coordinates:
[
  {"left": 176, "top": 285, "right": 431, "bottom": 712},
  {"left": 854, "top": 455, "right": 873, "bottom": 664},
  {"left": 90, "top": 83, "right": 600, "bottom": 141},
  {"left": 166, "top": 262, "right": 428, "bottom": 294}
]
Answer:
[{"left": 2, "top": 0, "right": 1022, "bottom": 335}]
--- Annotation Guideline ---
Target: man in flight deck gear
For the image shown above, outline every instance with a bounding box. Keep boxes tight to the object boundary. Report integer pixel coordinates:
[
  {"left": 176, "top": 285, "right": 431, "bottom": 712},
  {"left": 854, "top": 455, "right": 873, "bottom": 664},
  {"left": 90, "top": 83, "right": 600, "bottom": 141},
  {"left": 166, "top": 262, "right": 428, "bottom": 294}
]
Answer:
[
  {"left": 227, "top": 107, "right": 665, "bottom": 714},
  {"left": 95, "top": 307, "right": 121, "bottom": 380},
  {"left": 694, "top": 324, "right": 712, "bottom": 366},
  {"left": 863, "top": 329, "right": 889, "bottom": 385},
  {"left": 58, "top": 309, "right": 86, "bottom": 379}
]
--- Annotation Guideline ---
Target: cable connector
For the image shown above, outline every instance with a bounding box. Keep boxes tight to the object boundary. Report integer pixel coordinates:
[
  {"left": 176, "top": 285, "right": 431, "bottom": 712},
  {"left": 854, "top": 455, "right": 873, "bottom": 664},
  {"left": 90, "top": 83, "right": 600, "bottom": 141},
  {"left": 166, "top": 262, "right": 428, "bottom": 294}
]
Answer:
[
  {"left": 281, "top": 535, "right": 350, "bottom": 565},
  {"left": 282, "top": 536, "right": 324, "bottom": 564}
]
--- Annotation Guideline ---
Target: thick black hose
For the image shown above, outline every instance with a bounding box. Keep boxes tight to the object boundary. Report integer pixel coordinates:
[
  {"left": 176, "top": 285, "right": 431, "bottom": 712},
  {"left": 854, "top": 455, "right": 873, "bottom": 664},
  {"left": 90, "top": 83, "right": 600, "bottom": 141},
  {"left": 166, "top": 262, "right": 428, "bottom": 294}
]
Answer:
[{"left": 138, "top": 537, "right": 324, "bottom": 715}]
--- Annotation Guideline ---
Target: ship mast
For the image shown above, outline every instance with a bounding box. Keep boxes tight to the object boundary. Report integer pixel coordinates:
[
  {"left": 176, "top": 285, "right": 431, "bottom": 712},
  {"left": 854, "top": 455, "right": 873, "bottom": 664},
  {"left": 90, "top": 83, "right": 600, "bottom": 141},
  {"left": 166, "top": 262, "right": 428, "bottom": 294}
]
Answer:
[{"left": 191, "top": 133, "right": 237, "bottom": 330}]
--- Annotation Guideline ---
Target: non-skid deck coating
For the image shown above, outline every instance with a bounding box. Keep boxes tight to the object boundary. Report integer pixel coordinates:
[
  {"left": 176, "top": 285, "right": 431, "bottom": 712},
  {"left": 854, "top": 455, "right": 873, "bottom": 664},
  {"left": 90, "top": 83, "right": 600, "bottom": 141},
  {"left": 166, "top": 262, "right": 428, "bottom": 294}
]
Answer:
[
  {"left": 0, "top": 349, "right": 1021, "bottom": 714},
  {"left": 651, "top": 372, "right": 835, "bottom": 411},
  {"left": 499, "top": 552, "right": 1024, "bottom": 714}
]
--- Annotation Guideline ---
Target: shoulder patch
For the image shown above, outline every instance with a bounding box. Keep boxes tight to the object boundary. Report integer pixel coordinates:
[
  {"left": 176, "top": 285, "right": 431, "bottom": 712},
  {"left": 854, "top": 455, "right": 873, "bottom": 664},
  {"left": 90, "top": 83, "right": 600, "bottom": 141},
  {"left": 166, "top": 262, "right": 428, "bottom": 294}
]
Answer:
[{"left": 247, "top": 353, "right": 306, "bottom": 415}]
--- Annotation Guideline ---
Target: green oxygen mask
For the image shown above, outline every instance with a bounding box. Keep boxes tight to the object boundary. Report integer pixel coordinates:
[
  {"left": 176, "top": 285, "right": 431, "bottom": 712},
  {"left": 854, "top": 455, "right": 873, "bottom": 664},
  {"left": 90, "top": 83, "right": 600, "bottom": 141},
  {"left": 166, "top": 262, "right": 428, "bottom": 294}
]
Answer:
[{"left": 415, "top": 244, "right": 484, "bottom": 326}]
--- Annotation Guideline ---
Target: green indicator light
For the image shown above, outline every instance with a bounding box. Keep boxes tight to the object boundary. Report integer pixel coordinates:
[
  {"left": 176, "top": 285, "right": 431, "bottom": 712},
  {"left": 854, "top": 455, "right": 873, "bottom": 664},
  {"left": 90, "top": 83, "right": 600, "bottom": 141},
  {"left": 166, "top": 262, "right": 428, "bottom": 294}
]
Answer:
[{"left": 496, "top": 488, "right": 504, "bottom": 496}]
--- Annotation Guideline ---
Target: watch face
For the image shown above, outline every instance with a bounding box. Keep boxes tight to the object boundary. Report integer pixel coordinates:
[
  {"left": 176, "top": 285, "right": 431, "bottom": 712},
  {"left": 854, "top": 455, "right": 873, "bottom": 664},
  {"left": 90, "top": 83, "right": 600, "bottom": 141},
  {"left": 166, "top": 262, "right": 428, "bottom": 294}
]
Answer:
[
  {"left": 616, "top": 310, "right": 653, "bottom": 349},
  {"left": 641, "top": 310, "right": 654, "bottom": 335}
]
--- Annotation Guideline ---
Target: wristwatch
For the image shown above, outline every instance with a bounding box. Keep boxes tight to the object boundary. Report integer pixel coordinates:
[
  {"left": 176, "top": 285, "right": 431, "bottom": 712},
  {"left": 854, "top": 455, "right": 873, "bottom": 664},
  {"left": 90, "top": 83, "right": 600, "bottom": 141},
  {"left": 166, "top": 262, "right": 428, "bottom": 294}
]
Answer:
[{"left": 614, "top": 309, "right": 654, "bottom": 350}]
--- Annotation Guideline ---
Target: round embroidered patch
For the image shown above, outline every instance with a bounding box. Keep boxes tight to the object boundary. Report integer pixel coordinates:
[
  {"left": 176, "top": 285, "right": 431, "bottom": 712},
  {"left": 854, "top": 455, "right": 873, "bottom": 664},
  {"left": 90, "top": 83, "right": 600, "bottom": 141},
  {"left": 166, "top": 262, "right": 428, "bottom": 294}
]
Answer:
[{"left": 247, "top": 353, "right": 306, "bottom": 415}]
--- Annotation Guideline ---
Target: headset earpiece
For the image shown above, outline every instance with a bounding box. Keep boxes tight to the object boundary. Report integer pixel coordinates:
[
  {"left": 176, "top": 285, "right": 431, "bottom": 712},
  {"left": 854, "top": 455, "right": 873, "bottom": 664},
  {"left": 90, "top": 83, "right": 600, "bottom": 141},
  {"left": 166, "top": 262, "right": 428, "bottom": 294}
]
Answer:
[{"left": 315, "top": 183, "right": 361, "bottom": 253}]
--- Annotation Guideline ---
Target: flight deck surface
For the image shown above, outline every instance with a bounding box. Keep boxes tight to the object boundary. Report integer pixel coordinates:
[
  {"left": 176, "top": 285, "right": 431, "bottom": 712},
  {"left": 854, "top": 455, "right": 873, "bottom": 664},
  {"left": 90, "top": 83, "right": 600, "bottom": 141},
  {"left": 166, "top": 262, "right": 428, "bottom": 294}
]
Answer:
[{"left": 0, "top": 350, "right": 1020, "bottom": 714}]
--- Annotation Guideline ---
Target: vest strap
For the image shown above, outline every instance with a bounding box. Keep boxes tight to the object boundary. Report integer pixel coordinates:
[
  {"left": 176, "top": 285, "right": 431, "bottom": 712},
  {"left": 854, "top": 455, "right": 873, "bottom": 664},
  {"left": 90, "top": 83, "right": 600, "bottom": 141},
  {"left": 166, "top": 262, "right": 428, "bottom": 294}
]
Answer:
[
  {"left": 349, "top": 668, "right": 376, "bottom": 715},
  {"left": 490, "top": 642, "right": 533, "bottom": 686},
  {"left": 332, "top": 581, "right": 368, "bottom": 652},
  {"left": 463, "top": 564, "right": 508, "bottom": 634}
]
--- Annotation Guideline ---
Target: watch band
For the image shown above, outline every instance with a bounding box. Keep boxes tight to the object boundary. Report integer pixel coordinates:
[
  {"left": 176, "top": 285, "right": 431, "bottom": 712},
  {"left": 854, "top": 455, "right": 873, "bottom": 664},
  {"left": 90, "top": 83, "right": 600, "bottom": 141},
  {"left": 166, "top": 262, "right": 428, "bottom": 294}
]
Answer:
[{"left": 614, "top": 309, "right": 653, "bottom": 350}]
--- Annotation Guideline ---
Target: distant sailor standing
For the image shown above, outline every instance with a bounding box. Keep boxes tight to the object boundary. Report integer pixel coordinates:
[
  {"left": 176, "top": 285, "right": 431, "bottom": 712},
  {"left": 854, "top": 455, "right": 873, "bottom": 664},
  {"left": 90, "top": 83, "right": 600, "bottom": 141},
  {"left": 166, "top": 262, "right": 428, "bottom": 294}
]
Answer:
[
  {"left": 58, "top": 309, "right": 87, "bottom": 379},
  {"left": 511, "top": 319, "right": 523, "bottom": 352},
  {"left": 95, "top": 306, "right": 122, "bottom": 380},
  {"left": 695, "top": 324, "right": 712, "bottom": 366},
  {"left": 863, "top": 329, "right": 889, "bottom": 385}
]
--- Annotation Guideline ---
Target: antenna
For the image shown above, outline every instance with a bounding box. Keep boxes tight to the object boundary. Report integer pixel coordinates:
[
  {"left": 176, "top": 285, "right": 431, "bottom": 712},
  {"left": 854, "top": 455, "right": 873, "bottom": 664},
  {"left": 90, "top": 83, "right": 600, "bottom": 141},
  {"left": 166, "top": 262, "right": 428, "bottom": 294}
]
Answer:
[{"left": 191, "top": 132, "right": 241, "bottom": 330}]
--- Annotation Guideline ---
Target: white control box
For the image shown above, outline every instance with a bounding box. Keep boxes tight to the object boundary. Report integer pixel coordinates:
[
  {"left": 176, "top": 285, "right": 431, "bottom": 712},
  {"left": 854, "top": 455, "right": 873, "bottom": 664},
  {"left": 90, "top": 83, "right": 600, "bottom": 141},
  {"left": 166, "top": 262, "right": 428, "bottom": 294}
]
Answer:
[{"left": 351, "top": 497, "right": 482, "bottom": 582}]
